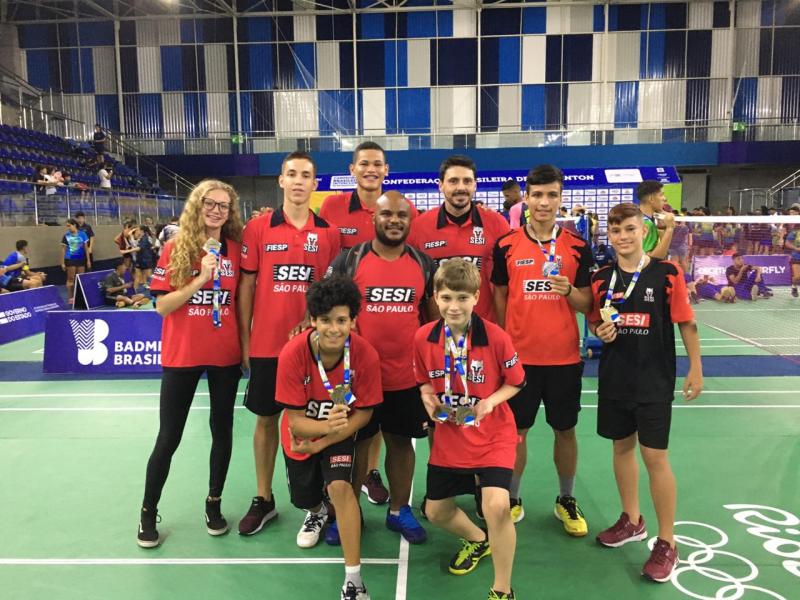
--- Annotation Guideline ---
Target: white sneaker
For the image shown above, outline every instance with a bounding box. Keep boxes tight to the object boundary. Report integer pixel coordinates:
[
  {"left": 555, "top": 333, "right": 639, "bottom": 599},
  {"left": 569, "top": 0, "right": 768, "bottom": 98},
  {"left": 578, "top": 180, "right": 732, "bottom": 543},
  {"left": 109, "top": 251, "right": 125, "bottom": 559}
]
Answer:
[
  {"left": 296, "top": 510, "right": 327, "bottom": 548},
  {"left": 341, "top": 582, "right": 370, "bottom": 600}
]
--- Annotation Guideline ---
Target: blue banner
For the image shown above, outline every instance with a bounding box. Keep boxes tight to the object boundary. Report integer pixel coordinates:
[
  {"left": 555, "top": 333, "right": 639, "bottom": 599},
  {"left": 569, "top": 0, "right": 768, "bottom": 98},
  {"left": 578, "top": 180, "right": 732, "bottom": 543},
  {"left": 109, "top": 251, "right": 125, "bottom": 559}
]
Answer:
[
  {"left": 43, "top": 310, "right": 163, "bottom": 373},
  {"left": 74, "top": 269, "right": 134, "bottom": 309},
  {"left": 0, "top": 286, "right": 64, "bottom": 345},
  {"left": 318, "top": 166, "right": 680, "bottom": 191}
]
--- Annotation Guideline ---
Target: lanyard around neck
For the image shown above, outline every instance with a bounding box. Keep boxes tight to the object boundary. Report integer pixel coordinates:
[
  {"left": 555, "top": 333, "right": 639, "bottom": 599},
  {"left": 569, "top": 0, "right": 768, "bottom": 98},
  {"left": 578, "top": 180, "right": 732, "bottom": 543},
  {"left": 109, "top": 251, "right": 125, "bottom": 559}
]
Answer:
[{"left": 604, "top": 255, "right": 647, "bottom": 309}]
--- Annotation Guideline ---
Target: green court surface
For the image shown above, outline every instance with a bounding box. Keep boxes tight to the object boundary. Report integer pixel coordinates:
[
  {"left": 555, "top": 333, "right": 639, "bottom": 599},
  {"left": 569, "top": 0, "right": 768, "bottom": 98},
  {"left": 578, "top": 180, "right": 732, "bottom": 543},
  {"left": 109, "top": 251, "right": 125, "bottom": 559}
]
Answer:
[{"left": 1, "top": 296, "right": 799, "bottom": 600}]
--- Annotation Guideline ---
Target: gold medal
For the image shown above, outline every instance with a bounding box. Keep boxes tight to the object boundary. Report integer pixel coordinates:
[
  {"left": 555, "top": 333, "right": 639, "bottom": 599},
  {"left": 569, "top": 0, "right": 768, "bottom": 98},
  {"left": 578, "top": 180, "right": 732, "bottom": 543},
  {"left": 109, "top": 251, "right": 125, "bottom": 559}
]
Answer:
[
  {"left": 600, "top": 306, "right": 619, "bottom": 324},
  {"left": 331, "top": 385, "right": 352, "bottom": 405},
  {"left": 455, "top": 405, "right": 476, "bottom": 426}
]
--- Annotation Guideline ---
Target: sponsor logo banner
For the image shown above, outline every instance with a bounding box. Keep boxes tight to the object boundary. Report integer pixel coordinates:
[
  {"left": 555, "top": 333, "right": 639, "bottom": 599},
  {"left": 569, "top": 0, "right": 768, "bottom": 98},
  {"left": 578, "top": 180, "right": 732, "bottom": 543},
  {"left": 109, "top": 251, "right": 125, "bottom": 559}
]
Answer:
[
  {"left": 0, "top": 286, "right": 64, "bottom": 344},
  {"left": 693, "top": 255, "right": 791, "bottom": 286},
  {"left": 43, "top": 310, "right": 162, "bottom": 373}
]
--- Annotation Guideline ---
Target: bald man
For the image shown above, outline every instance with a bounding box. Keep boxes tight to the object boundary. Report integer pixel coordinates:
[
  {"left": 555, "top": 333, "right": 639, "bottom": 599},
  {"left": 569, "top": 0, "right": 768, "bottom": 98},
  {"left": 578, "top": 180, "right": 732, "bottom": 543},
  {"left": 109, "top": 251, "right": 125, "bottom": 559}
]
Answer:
[{"left": 327, "top": 192, "right": 436, "bottom": 545}]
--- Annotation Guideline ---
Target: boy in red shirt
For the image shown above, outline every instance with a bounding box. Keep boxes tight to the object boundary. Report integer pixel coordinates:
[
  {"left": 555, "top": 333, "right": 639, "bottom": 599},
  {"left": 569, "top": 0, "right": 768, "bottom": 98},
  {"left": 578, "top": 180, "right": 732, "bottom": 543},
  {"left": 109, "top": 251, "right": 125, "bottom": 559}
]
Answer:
[
  {"left": 237, "top": 152, "right": 340, "bottom": 536},
  {"left": 414, "top": 259, "right": 525, "bottom": 600},
  {"left": 277, "top": 276, "right": 381, "bottom": 600},
  {"left": 589, "top": 203, "right": 703, "bottom": 582}
]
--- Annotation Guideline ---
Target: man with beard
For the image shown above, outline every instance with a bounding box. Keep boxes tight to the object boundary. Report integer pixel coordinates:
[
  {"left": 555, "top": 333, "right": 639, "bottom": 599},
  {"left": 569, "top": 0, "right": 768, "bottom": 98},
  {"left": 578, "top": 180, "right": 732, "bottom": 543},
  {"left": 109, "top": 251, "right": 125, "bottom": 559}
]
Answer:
[
  {"left": 326, "top": 191, "right": 436, "bottom": 546},
  {"left": 407, "top": 155, "right": 510, "bottom": 322}
]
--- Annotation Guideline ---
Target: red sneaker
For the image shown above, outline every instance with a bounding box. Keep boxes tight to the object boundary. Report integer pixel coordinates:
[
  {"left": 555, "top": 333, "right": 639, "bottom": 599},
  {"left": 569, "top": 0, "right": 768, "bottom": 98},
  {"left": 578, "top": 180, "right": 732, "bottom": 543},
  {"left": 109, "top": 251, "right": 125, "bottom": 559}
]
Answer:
[
  {"left": 642, "top": 538, "right": 679, "bottom": 582},
  {"left": 596, "top": 512, "right": 647, "bottom": 547}
]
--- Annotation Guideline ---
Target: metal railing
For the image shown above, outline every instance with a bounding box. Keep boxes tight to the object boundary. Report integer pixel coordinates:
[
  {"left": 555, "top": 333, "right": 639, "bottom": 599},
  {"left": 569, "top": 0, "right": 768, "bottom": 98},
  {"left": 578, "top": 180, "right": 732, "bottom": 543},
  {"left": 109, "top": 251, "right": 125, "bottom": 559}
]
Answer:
[
  {"left": 0, "top": 177, "right": 184, "bottom": 227},
  {"left": 117, "top": 118, "right": 800, "bottom": 156}
]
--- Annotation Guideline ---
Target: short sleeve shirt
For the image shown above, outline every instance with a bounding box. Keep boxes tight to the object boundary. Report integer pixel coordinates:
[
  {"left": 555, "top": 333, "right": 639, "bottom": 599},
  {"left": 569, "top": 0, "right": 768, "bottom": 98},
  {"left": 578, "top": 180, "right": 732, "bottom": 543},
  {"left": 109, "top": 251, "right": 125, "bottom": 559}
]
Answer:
[
  {"left": 643, "top": 214, "right": 659, "bottom": 253},
  {"left": 62, "top": 231, "right": 89, "bottom": 261},
  {"left": 2, "top": 251, "right": 26, "bottom": 279},
  {"left": 319, "top": 190, "right": 418, "bottom": 249},
  {"left": 589, "top": 259, "right": 694, "bottom": 403},
  {"left": 491, "top": 226, "right": 593, "bottom": 365},
  {"left": 413, "top": 315, "right": 525, "bottom": 470},
  {"left": 276, "top": 331, "right": 383, "bottom": 461},
  {"left": 79, "top": 224, "right": 95, "bottom": 242},
  {"left": 329, "top": 243, "right": 434, "bottom": 391},
  {"left": 150, "top": 239, "right": 242, "bottom": 368},
  {"left": 407, "top": 204, "right": 510, "bottom": 322},
  {"left": 240, "top": 210, "right": 341, "bottom": 358},
  {"left": 787, "top": 229, "right": 800, "bottom": 260},
  {"left": 101, "top": 272, "right": 124, "bottom": 297}
]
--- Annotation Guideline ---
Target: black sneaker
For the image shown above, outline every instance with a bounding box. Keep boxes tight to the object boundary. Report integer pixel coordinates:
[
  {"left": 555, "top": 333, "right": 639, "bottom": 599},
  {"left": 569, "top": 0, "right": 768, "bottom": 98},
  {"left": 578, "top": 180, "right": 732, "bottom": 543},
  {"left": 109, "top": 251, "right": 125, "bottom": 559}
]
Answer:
[
  {"left": 341, "top": 581, "right": 370, "bottom": 599},
  {"left": 792, "top": 287, "right": 799, "bottom": 298},
  {"left": 137, "top": 508, "right": 161, "bottom": 548},
  {"left": 238, "top": 496, "right": 277, "bottom": 535},
  {"left": 205, "top": 497, "right": 229, "bottom": 536},
  {"left": 448, "top": 531, "right": 491, "bottom": 575}
]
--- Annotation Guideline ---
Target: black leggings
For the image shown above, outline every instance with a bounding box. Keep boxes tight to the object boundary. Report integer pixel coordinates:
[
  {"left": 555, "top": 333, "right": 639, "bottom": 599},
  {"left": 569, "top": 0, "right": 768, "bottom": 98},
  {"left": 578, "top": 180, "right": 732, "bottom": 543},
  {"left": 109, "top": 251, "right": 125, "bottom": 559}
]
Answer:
[{"left": 142, "top": 365, "right": 241, "bottom": 511}]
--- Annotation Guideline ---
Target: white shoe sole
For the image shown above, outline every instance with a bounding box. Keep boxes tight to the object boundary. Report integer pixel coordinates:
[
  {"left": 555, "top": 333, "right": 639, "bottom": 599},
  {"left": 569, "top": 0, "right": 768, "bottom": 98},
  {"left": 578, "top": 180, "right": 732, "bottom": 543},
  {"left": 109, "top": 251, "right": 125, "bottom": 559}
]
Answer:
[
  {"left": 360, "top": 485, "right": 388, "bottom": 505},
  {"left": 597, "top": 530, "right": 648, "bottom": 548},
  {"left": 207, "top": 525, "right": 229, "bottom": 536},
  {"left": 296, "top": 534, "right": 322, "bottom": 548},
  {"left": 238, "top": 508, "right": 278, "bottom": 536},
  {"left": 137, "top": 536, "right": 160, "bottom": 549}
]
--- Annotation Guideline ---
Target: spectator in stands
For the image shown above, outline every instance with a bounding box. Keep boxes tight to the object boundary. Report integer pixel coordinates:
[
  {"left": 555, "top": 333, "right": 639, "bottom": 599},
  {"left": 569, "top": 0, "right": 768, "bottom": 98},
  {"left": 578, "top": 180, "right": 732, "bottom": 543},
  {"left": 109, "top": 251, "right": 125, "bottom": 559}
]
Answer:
[
  {"left": 158, "top": 215, "right": 180, "bottom": 244},
  {"left": 115, "top": 219, "right": 137, "bottom": 269},
  {"left": 101, "top": 260, "right": 149, "bottom": 308},
  {"left": 61, "top": 218, "right": 91, "bottom": 303},
  {"left": 98, "top": 163, "right": 113, "bottom": 189},
  {"left": 74, "top": 211, "right": 95, "bottom": 262},
  {"left": 134, "top": 225, "right": 156, "bottom": 290},
  {"left": 1, "top": 240, "right": 44, "bottom": 291},
  {"left": 34, "top": 165, "right": 59, "bottom": 225},
  {"left": 92, "top": 124, "right": 107, "bottom": 155},
  {"left": 501, "top": 179, "right": 522, "bottom": 224}
]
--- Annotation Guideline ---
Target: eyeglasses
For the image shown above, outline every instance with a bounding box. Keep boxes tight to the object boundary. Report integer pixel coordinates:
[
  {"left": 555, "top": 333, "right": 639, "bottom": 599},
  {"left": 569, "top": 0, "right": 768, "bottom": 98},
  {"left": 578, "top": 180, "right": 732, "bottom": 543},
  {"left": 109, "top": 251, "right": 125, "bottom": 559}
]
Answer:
[{"left": 202, "top": 198, "right": 231, "bottom": 213}]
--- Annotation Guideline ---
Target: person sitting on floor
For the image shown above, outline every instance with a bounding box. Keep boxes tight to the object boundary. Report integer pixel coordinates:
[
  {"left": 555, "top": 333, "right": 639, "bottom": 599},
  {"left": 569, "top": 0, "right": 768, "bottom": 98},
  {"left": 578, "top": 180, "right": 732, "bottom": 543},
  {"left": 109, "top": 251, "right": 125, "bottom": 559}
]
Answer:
[{"left": 101, "top": 260, "right": 150, "bottom": 308}]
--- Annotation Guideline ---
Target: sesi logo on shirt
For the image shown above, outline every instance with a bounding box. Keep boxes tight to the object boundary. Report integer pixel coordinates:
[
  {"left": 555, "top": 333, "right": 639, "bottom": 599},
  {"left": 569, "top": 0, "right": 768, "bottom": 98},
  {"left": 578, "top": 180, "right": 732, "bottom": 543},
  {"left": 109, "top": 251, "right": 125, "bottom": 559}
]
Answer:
[
  {"left": 273, "top": 264, "right": 315, "bottom": 282},
  {"left": 365, "top": 286, "right": 416, "bottom": 303},
  {"left": 617, "top": 313, "right": 651, "bottom": 328},
  {"left": 189, "top": 289, "right": 232, "bottom": 305},
  {"left": 469, "top": 359, "right": 485, "bottom": 383},
  {"left": 304, "top": 232, "right": 319, "bottom": 253},
  {"left": 437, "top": 256, "right": 483, "bottom": 269},
  {"left": 469, "top": 226, "right": 485, "bottom": 245}
]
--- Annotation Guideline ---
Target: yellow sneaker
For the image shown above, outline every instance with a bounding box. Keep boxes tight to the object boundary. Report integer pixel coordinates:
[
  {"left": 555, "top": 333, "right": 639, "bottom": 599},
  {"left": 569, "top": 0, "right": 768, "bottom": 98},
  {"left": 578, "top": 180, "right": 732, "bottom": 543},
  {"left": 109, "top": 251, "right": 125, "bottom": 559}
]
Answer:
[
  {"left": 554, "top": 495, "right": 588, "bottom": 537},
  {"left": 510, "top": 497, "right": 525, "bottom": 524}
]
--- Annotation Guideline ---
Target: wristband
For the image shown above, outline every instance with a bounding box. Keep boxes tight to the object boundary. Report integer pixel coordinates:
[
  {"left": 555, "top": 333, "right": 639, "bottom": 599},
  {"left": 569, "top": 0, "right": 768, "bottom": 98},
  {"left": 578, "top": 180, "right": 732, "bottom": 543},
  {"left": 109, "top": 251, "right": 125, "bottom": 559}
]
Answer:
[{"left": 565, "top": 284, "right": 573, "bottom": 297}]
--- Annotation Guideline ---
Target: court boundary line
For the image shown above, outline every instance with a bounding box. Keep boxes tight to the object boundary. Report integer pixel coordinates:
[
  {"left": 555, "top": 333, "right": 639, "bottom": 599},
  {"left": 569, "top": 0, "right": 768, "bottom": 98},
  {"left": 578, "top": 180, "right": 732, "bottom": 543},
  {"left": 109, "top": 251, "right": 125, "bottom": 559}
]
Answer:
[
  {"left": 394, "top": 439, "right": 415, "bottom": 600},
  {"left": 0, "top": 557, "right": 400, "bottom": 566}
]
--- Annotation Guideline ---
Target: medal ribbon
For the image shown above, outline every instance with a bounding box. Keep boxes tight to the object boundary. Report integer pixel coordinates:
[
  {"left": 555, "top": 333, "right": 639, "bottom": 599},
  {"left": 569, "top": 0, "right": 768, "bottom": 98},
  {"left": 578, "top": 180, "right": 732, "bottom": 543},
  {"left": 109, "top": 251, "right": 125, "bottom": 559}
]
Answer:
[
  {"left": 205, "top": 243, "right": 222, "bottom": 329},
  {"left": 443, "top": 323, "right": 469, "bottom": 416},
  {"left": 316, "top": 334, "right": 351, "bottom": 403},
  {"left": 532, "top": 223, "right": 559, "bottom": 264},
  {"left": 604, "top": 254, "right": 647, "bottom": 310}
]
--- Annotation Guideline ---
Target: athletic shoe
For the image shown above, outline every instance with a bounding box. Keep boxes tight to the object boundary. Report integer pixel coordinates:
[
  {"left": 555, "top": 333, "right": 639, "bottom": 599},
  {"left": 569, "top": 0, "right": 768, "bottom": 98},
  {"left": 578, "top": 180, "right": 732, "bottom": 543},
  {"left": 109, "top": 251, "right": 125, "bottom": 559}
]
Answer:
[
  {"left": 488, "top": 589, "right": 515, "bottom": 600},
  {"left": 750, "top": 284, "right": 759, "bottom": 301},
  {"left": 792, "top": 287, "right": 798, "bottom": 298},
  {"left": 642, "top": 538, "right": 679, "bottom": 582},
  {"left": 386, "top": 506, "right": 427, "bottom": 544},
  {"left": 238, "top": 496, "right": 277, "bottom": 536},
  {"left": 361, "top": 470, "right": 389, "bottom": 505},
  {"left": 137, "top": 508, "right": 161, "bottom": 548},
  {"left": 205, "top": 498, "right": 229, "bottom": 536},
  {"left": 554, "top": 495, "right": 587, "bottom": 537},
  {"left": 341, "top": 581, "right": 370, "bottom": 600},
  {"left": 325, "top": 518, "right": 340, "bottom": 546},
  {"left": 297, "top": 510, "right": 328, "bottom": 548},
  {"left": 448, "top": 534, "right": 491, "bottom": 575},
  {"left": 596, "top": 512, "right": 647, "bottom": 547},
  {"left": 510, "top": 497, "right": 525, "bottom": 524}
]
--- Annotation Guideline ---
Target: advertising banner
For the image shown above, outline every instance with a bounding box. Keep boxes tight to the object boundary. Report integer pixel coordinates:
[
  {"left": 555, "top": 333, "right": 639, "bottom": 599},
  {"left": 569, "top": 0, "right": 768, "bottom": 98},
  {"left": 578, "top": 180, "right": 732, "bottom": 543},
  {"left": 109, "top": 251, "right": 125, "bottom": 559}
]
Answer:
[
  {"left": 0, "top": 286, "right": 64, "bottom": 344},
  {"left": 43, "top": 310, "right": 162, "bottom": 373},
  {"left": 693, "top": 255, "right": 792, "bottom": 286}
]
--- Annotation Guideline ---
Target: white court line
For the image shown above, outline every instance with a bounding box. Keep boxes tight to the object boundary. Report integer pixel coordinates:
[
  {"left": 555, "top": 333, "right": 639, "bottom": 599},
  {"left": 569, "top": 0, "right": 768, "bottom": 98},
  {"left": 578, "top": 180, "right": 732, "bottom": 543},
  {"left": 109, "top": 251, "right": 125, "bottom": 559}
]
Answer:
[
  {"left": 0, "top": 557, "right": 399, "bottom": 566},
  {"left": 394, "top": 440, "right": 415, "bottom": 600},
  {"left": 31, "top": 349, "right": 43, "bottom": 354},
  {"left": 0, "top": 392, "right": 244, "bottom": 398}
]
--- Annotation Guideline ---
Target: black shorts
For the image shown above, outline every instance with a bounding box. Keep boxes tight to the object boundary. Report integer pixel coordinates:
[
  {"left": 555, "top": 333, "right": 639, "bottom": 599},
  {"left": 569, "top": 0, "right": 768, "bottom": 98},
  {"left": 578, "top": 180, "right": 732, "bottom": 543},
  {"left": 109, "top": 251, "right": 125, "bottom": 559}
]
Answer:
[
  {"left": 284, "top": 437, "right": 357, "bottom": 510},
  {"left": 597, "top": 397, "right": 673, "bottom": 450},
  {"left": 104, "top": 295, "right": 120, "bottom": 306},
  {"left": 64, "top": 258, "right": 86, "bottom": 268},
  {"left": 426, "top": 465, "right": 512, "bottom": 501},
  {"left": 355, "top": 387, "right": 429, "bottom": 442},
  {"left": 5, "top": 277, "right": 24, "bottom": 292},
  {"left": 243, "top": 357, "right": 280, "bottom": 417},
  {"left": 508, "top": 362, "right": 583, "bottom": 431}
]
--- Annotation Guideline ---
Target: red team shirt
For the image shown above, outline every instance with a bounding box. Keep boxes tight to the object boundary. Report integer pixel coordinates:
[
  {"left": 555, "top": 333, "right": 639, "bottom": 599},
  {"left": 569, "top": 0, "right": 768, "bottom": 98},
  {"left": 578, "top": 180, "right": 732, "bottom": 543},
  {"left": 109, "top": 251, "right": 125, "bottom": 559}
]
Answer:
[
  {"left": 150, "top": 239, "right": 242, "bottom": 368},
  {"left": 276, "top": 331, "right": 383, "bottom": 461},
  {"left": 414, "top": 316, "right": 525, "bottom": 470},
  {"left": 329, "top": 243, "right": 433, "bottom": 390},
  {"left": 492, "top": 227, "right": 593, "bottom": 365},
  {"left": 320, "top": 190, "right": 419, "bottom": 249},
  {"left": 407, "top": 204, "right": 510, "bottom": 321},
  {"left": 240, "top": 210, "right": 340, "bottom": 358}
]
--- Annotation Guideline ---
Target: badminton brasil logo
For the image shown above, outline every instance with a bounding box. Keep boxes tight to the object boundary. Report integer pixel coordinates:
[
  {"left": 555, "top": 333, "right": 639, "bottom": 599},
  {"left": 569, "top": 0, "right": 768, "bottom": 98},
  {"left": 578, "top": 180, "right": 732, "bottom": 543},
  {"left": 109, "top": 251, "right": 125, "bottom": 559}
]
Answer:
[{"left": 69, "top": 319, "right": 109, "bottom": 365}]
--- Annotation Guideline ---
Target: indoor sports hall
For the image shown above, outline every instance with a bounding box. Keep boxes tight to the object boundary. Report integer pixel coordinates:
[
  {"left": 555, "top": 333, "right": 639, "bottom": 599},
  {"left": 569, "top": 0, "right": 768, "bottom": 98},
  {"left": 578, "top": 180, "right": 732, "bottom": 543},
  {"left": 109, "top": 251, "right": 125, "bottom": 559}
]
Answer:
[{"left": 1, "top": 1, "right": 799, "bottom": 600}]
